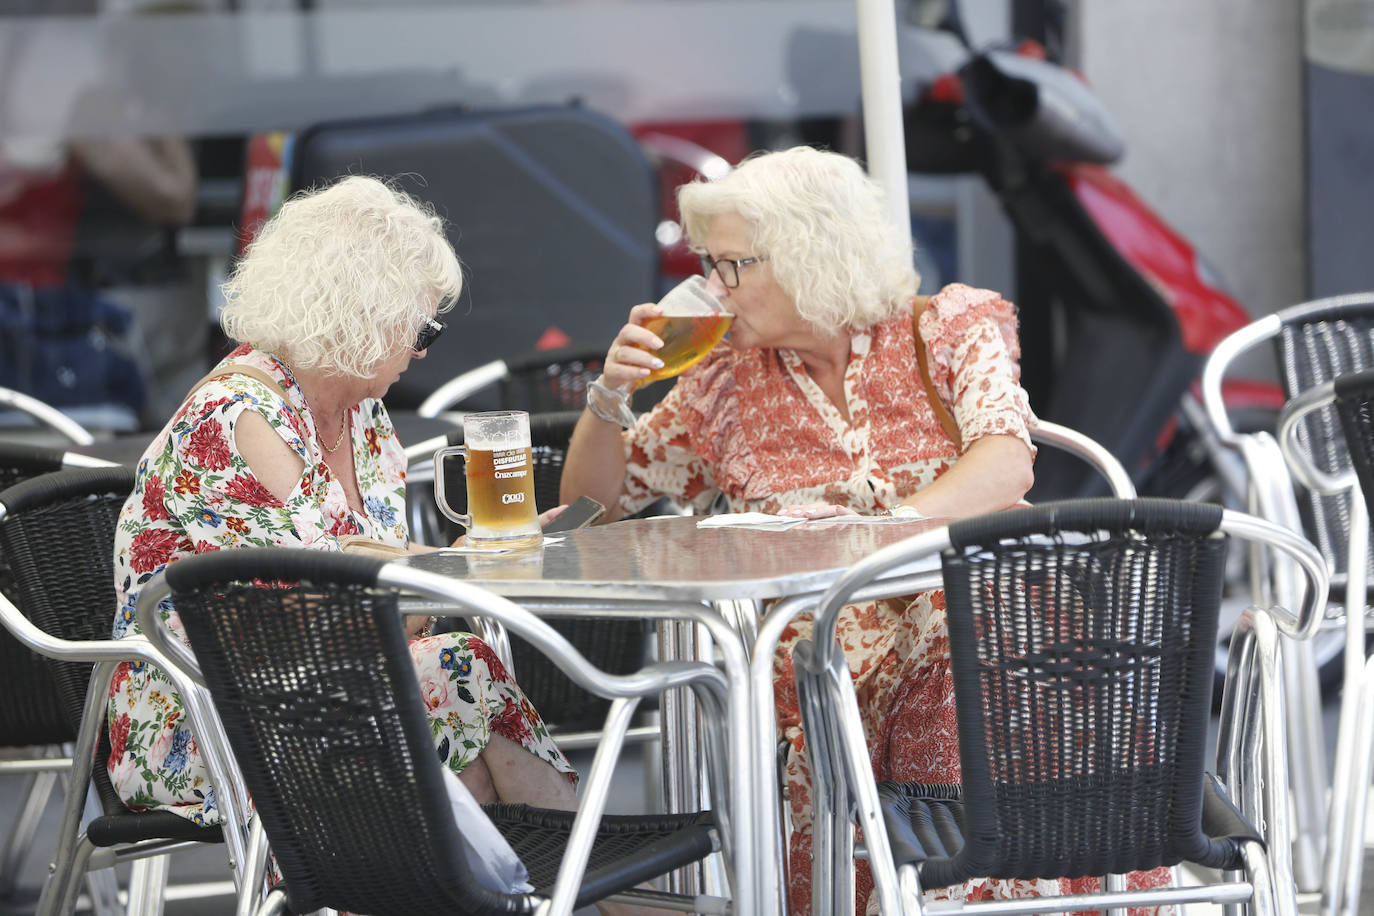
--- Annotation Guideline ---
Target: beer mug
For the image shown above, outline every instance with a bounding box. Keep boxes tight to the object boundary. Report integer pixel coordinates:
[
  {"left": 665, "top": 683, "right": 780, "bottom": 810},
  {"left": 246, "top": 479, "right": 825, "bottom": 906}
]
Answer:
[
  {"left": 595, "top": 275, "right": 733, "bottom": 426},
  {"left": 432, "top": 410, "right": 542, "bottom": 550}
]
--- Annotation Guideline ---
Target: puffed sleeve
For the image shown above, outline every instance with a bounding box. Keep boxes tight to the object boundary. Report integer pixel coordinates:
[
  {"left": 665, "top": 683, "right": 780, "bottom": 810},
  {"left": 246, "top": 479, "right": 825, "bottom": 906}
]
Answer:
[
  {"left": 620, "top": 345, "right": 735, "bottom": 515},
  {"left": 918, "top": 283, "right": 1036, "bottom": 453}
]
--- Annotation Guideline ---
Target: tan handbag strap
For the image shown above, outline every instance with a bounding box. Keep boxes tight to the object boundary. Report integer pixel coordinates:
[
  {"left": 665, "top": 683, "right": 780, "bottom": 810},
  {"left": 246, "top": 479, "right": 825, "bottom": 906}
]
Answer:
[
  {"left": 186, "top": 361, "right": 318, "bottom": 462},
  {"left": 912, "top": 296, "right": 963, "bottom": 451}
]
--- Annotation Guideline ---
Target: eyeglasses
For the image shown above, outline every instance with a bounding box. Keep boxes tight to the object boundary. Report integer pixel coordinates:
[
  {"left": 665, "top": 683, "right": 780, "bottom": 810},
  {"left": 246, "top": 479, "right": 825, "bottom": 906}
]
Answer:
[
  {"left": 413, "top": 315, "right": 446, "bottom": 352},
  {"left": 699, "top": 253, "right": 767, "bottom": 289}
]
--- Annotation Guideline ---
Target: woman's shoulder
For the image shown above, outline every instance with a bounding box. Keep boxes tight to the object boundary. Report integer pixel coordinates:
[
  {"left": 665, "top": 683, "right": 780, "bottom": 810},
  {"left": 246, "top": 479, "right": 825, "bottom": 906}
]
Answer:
[{"left": 919, "top": 283, "right": 1019, "bottom": 350}]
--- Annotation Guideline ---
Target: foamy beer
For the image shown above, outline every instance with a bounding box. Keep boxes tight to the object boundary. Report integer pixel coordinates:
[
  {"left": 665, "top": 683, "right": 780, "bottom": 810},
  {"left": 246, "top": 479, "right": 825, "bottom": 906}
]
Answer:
[
  {"left": 593, "top": 275, "right": 733, "bottom": 427},
  {"left": 432, "top": 410, "right": 542, "bottom": 550},
  {"left": 635, "top": 275, "right": 732, "bottom": 386}
]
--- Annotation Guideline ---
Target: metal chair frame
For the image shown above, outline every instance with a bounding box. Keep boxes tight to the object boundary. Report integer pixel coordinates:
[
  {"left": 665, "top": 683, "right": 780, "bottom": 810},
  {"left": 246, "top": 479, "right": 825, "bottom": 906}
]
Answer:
[
  {"left": 1199, "top": 290, "right": 1374, "bottom": 890},
  {"left": 0, "top": 469, "right": 253, "bottom": 916},
  {"left": 0, "top": 444, "right": 119, "bottom": 909},
  {"left": 1277, "top": 370, "right": 1374, "bottom": 916},
  {"left": 793, "top": 498, "right": 1326, "bottom": 916},
  {"left": 740, "top": 423, "right": 1133, "bottom": 913},
  {"left": 135, "top": 548, "right": 737, "bottom": 916}
]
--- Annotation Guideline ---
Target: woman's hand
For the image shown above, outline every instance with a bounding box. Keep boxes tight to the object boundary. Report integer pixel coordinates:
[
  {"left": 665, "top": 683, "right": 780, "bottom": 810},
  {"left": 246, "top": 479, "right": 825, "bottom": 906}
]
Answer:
[
  {"left": 601, "top": 303, "right": 666, "bottom": 389},
  {"left": 776, "top": 502, "right": 859, "bottom": 520}
]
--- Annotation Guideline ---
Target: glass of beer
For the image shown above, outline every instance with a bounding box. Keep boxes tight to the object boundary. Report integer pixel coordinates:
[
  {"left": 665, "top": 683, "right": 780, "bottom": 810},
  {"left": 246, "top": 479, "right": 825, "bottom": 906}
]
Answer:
[
  {"left": 432, "top": 410, "right": 542, "bottom": 550},
  {"left": 596, "top": 275, "right": 733, "bottom": 426}
]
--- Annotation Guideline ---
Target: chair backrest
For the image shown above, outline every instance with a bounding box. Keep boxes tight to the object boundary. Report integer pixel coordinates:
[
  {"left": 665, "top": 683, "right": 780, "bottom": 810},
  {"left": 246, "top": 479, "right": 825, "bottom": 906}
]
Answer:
[
  {"left": 0, "top": 443, "right": 86, "bottom": 747},
  {"left": 928, "top": 498, "right": 1230, "bottom": 885},
  {"left": 430, "top": 410, "right": 647, "bottom": 733},
  {"left": 1273, "top": 295, "right": 1374, "bottom": 578},
  {"left": 1205, "top": 293, "right": 1374, "bottom": 583},
  {"left": 162, "top": 548, "right": 514, "bottom": 916},
  {"left": 0, "top": 466, "right": 135, "bottom": 800},
  {"left": 288, "top": 104, "right": 660, "bottom": 410}
]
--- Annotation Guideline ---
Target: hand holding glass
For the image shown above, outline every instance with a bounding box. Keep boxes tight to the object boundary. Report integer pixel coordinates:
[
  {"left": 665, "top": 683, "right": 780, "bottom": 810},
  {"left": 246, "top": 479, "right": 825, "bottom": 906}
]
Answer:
[
  {"left": 590, "top": 275, "right": 732, "bottom": 427},
  {"left": 433, "top": 410, "right": 542, "bottom": 550}
]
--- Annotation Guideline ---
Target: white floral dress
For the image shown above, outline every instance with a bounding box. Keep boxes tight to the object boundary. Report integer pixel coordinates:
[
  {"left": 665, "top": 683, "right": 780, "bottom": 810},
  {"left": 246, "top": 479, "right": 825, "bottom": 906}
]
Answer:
[{"left": 107, "top": 345, "right": 575, "bottom": 825}]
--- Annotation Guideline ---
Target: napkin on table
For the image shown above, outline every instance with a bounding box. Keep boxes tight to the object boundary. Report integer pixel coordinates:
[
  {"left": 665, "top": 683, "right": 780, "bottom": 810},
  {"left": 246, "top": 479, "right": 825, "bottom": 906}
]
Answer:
[{"left": 695, "top": 512, "right": 806, "bottom": 531}]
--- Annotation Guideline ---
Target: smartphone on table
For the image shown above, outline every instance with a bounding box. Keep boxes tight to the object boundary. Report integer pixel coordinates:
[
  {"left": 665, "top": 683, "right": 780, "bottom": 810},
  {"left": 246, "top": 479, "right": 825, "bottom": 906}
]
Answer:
[{"left": 542, "top": 496, "right": 605, "bottom": 533}]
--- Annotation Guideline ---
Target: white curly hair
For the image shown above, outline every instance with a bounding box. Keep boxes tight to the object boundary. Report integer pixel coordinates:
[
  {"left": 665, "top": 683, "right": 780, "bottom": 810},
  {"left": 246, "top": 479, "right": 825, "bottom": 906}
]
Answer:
[
  {"left": 678, "top": 146, "right": 918, "bottom": 333},
  {"left": 220, "top": 175, "right": 462, "bottom": 378}
]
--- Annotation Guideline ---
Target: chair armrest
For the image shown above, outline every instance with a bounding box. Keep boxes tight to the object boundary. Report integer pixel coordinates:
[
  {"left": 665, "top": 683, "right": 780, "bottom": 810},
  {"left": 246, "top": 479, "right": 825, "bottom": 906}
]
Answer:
[
  {"left": 806, "top": 527, "right": 952, "bottom": 676},
  {"left": 1031, "top": 420, "right": 1136, "bottom": 497},
  {"left": 416, "top": 360, "right": 509, "bottom": 418},
  {"left": 0, "top": 386, "right": 96, "bottom": 446},
  {"left": 1276, "top": 381, "right": 1354, "bottom": 494},
  {"left": 1199, "top": 314, "right": 1280, "bottom": 449},
  {"left": 1220, "top": 507, "right": 1329, "bottom": 640}
]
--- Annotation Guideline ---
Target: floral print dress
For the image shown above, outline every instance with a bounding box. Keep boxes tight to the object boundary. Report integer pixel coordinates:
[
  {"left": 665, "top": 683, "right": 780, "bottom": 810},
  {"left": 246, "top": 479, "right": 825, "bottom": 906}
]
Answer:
[
  {"left": 619, "top": 284, "right": 1167, "bottom": 914},
  {"left": 107, "top": 345, "right": 574, "bottom": 825}
]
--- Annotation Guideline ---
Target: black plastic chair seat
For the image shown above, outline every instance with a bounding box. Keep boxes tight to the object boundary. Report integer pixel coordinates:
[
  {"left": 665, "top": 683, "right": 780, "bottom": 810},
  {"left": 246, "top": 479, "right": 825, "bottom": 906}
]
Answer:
[
  {"left": 878, "top": 772, "right": 1259, "bottom": 889},
  {"left": 86, "top": 810, "right": 224, "bottom": 847},
  {"left": 489, "top": 805, "right": 715, "bottom": 907}
]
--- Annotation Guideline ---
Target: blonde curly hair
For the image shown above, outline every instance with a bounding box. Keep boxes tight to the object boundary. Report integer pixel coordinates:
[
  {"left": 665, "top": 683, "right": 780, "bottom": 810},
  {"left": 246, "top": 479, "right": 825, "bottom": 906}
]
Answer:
[
  {"left": 678, "top": 146, "right": 918, "bottom": 333},
  {"left": 220, "top": 175, "right": 462, "bottom": 378}
]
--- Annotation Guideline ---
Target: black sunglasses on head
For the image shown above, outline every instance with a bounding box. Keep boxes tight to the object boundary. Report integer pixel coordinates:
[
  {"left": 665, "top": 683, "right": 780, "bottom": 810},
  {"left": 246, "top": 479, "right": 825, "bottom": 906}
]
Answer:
[{"left": 413, "top": 315, "right": 446, "bottom": 352}]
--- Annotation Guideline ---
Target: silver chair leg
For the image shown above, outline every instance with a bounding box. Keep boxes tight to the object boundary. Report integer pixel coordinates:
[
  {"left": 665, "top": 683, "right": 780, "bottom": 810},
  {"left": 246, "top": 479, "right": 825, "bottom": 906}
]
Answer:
[
  {"left": 1240, "top": 838, "right": 1280, "bottom": 916},
  {"left": 1104, "top": 873, "right": 1127, "bottom": 916},
  {"left": 1323, "top": 652, "right": 1374, "bottom": 916},
  {"left": 125, "top": 855, "right": 170, "bottom": 916},
  {"left": 1323, "top": 495, "right": 1371, "bottom": 916},
  {"left": 1244, "top": 436, "right": 1327, "bottom": 892},
  {"left": 0, "top": 768, "right": 58, "bottom": 898},
  {"left": 84, "top": 866, "right": 121, "bottom": 916},
  {"left": 252, "top": 886, "right": 290, "bottom": 916}
]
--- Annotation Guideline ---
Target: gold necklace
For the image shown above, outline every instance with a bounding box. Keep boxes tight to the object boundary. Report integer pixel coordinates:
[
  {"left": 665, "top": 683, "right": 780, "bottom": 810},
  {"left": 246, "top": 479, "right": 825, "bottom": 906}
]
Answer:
[{"left": 319, "top": 410, "right": 349, "bottom": 454}]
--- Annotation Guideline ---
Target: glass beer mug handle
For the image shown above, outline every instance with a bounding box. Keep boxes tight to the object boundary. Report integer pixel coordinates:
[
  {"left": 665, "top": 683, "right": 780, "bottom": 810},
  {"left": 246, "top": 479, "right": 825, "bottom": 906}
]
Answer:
[{"left": 432, "top": 444, "right": 472, "bottom": 528}]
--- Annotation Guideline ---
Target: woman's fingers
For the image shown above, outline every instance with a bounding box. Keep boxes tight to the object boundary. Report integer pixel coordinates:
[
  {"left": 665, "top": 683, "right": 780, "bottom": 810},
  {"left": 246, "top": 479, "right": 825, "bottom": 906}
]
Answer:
[
  {"left": 538, "top": 505, "right": 567, "bottom": 528},
  {"left": 601, "top": 304, "right": 665, "bottom": 387}
]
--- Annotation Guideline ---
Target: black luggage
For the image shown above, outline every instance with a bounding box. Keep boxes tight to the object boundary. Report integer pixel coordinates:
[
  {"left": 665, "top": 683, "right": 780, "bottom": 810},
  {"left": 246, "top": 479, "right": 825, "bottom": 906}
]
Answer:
[{"left": 288, "top": 104, "right": 660, "bottom": 409}]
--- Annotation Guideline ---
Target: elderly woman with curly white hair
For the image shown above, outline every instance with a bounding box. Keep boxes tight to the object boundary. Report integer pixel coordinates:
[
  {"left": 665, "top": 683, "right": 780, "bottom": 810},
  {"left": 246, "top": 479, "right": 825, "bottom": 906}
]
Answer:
[
  {"left": 107, "top": 176, "right": 583, "bottom": 834},
  {"left": 564, "top": 147, "right": 1164, "bottom": 911}
]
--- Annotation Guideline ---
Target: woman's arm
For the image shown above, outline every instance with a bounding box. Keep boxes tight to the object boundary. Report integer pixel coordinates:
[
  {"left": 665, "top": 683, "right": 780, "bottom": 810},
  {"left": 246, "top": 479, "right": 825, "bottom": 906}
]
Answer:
[
  {"left": 234, "top": 411, "right": 305, "bottom": 503},
  {"left": 893, "top": 434, "right": 1033, "bottom": 518},
  {"left": 561, "top": 411, "right": 632, "bottom": 523},
  {"left": 560, "top": 301, "right": 666, "bottom": 523}
]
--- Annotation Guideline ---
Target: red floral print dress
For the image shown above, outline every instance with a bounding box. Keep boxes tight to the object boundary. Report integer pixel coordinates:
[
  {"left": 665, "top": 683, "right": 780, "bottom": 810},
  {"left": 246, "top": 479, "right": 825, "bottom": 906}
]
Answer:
[
  {"left": 107, "top": 346, "right": 574, "bottom": 825},
  {"left": 619, "top": 284, "right": 1168, "bottom": 913}
]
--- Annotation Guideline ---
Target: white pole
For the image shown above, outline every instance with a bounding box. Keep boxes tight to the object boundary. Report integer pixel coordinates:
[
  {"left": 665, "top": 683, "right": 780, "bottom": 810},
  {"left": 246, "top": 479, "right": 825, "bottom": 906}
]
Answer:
[{"left": 856, "top": 0, "right": 913, "bottom": 248}]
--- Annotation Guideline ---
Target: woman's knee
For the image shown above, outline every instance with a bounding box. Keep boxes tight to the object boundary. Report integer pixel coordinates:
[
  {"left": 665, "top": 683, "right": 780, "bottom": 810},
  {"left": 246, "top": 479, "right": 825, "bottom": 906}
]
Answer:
[{"left": 457, "top": 753, "right": 498, "bottom": 805}]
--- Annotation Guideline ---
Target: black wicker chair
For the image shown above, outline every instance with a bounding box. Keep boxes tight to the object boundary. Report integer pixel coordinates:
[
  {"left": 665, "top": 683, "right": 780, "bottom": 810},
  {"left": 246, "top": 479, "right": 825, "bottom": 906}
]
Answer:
[
  {"left": 790, "top": 498, "right": 1327, "bottom": 915},
  {"left": 137, "top": 547, "right": 732, "bottom": 916},
  {"left": 1277, "top": 365, "right": 1374, "bottom": 912},
  {"left": 1199, "top": 290, "right": 1374, "bottom": 888},
  {"left": 0, "top": 443, "right": 89, "bottom": 902},
  {"left": 0, "top": 467, "right": 242, "bottom": 915}
]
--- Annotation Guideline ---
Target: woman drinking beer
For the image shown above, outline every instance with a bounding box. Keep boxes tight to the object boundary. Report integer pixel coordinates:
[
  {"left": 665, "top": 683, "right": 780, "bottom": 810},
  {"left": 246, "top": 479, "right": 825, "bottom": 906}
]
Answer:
[
  {"left": 108, "top": 177, "right": 583, "bottom": 839},
  {"left": 562, "top": 146, "right": 1167, "bottom": 911}
]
